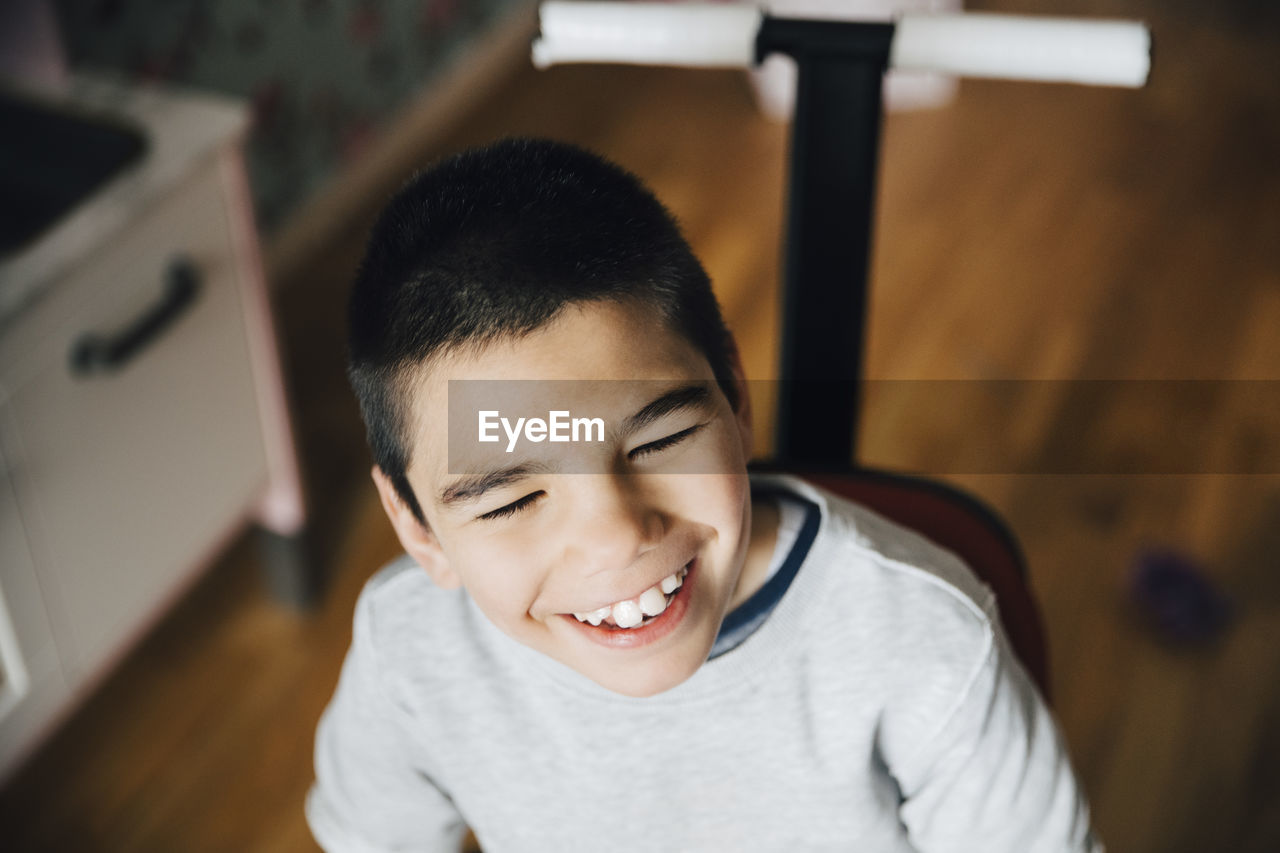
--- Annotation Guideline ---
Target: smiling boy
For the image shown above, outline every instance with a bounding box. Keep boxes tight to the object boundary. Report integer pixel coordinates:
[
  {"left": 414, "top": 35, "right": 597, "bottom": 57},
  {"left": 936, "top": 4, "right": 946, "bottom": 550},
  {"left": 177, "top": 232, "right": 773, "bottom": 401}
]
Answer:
[
  {"left": 307, "top": 138, "right": 1102, "bottom": 851},
  {"left": 383, "top": 300, "right": 776, "bottom": 698}
]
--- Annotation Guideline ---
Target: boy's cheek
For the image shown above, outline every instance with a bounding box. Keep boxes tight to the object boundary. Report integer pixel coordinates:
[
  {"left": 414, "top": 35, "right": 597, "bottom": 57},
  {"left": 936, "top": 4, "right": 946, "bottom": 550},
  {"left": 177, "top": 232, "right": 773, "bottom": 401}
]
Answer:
[
  {"left": 456, "top": 569, "right": 540, "bottom": 626},
  {"left": 448, "top": 540, "right": 546, "bottom": 612}
]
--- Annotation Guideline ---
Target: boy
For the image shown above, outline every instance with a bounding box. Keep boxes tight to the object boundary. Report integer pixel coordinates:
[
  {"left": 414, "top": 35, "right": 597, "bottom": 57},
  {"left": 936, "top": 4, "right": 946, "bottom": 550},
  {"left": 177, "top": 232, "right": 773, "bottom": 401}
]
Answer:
[{"left": 308, "top": 138, "right": 1102, "bottom": 851}]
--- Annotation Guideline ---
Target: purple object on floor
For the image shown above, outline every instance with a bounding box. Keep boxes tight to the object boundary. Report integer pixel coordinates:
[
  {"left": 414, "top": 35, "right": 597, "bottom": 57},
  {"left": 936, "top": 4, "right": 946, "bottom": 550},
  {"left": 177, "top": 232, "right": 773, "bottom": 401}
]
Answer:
[{"left": 1129, "top": 549, "right": 1233, "bottom": 644}]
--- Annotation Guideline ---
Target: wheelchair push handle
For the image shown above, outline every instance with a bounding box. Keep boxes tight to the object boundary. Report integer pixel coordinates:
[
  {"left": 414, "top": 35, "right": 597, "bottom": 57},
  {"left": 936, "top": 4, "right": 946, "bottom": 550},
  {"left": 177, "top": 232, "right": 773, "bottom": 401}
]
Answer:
[{"left": 532, "top": 2, "right": 1151, "bottom": 89}]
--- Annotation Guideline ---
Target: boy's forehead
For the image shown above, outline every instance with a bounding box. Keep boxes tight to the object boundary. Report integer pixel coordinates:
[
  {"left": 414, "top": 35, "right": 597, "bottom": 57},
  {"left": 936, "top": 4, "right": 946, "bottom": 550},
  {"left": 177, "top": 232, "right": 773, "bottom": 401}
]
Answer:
[{"left": 413, "top": 301, "right": 716, "bottom": 392}]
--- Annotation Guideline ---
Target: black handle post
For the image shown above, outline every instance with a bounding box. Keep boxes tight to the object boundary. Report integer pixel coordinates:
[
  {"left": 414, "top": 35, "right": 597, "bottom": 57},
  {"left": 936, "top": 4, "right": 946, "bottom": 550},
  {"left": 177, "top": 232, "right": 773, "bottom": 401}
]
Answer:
[{"left": 756, "top": 18, "right": 894, "bottom": 470}]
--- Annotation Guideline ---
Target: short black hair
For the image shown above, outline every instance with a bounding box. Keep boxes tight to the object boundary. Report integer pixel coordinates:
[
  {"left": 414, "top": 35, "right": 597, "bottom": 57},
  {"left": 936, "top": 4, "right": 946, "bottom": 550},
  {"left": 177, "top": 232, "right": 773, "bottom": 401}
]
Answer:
[{"left": 348, "top": 137, "right": 740, "bottom": 524}]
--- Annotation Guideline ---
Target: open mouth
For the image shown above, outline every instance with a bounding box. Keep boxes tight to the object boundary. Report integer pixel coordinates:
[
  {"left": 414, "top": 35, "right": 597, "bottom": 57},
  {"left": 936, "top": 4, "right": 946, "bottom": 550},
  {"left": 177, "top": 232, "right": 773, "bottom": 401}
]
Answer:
[{"left": 561, "top": 559, "right": 697, "bottom": 647}]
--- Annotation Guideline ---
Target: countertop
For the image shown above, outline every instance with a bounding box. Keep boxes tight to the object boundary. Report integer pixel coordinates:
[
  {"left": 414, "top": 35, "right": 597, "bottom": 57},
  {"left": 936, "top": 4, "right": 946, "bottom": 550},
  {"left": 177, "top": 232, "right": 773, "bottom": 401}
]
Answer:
[{"left": 0, "top": 75, "right": 247, "bottom": 331}]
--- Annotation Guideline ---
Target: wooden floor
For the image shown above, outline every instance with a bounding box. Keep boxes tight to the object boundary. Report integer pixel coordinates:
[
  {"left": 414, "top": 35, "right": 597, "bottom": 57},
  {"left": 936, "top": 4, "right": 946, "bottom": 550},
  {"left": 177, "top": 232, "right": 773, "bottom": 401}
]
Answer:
[{"left": 3, "top": 1, "right": 1278, "bottom": 850}]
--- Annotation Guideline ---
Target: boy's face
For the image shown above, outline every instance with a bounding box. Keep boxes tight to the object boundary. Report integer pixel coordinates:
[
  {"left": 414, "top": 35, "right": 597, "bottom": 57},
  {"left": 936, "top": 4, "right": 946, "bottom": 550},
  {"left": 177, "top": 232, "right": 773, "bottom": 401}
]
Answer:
[{"left": 373, "top": 300, "right": 759, "bottom": 697}]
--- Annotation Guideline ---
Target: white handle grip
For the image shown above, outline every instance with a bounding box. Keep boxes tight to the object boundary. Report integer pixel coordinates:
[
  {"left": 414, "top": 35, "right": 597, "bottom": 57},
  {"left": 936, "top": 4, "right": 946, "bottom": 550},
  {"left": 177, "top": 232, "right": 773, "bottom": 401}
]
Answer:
[
  {"left": 892, "top": 13, "right": 1150, "bottom": 87},
  {"left": 532, "top": 2, "right": 1151, "bottom": 88},
  {"left": 532, "top": 2, "right": 763, "bottom": 69}
]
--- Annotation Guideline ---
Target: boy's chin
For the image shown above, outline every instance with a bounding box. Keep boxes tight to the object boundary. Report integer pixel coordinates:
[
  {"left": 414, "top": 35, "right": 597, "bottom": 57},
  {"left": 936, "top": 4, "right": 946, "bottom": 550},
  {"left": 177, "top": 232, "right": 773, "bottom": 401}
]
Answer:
[{"left": 562, "top": 635, "right": 715, "bottom": 697}]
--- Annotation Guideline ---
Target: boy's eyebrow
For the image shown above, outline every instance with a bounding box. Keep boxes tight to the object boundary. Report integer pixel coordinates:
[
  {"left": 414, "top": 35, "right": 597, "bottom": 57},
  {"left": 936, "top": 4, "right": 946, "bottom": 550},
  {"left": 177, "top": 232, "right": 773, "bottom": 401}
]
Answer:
[
  {"left": 438, "top": 461, "right": 549, "bottom": 508},
  {"left": 620, "top": 383, "right": 715, "bottom": 436}
]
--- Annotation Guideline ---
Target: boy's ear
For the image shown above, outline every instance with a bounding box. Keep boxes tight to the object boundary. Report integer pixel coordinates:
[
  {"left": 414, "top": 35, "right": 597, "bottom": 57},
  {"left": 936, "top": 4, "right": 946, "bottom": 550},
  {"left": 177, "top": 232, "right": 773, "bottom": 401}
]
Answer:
[{"left": 370, "top": 466, "right": 461, "bottom": 589}]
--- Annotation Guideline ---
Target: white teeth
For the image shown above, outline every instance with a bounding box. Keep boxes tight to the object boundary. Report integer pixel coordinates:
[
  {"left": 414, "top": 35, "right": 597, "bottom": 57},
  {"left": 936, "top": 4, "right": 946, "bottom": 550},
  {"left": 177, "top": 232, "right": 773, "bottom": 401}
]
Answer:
[
  {"left": 638, "top": 586, "right": 668, "bottom": 617},
  {"left": 571, "top": 563, "right": 691, "bottom": 628},
  {"left": 572, "top": 606, "right": 611, "bottom": 626},
  {"left": 612, "top": 600, "right": 643, "bottom": 628}
]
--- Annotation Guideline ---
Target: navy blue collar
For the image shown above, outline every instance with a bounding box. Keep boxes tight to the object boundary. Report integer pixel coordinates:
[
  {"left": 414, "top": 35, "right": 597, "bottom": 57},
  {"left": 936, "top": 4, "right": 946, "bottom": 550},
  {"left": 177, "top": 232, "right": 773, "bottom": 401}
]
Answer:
[{"left": 710, "top": 487, "right": 821, "bottom": 658}]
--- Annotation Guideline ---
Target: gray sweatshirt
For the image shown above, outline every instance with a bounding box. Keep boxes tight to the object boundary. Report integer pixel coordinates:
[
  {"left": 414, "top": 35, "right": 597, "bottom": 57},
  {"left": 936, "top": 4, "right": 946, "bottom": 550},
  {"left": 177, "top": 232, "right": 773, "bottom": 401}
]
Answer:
[{"left": 307, "top": 476, "right": 1102, "bottom": 852}]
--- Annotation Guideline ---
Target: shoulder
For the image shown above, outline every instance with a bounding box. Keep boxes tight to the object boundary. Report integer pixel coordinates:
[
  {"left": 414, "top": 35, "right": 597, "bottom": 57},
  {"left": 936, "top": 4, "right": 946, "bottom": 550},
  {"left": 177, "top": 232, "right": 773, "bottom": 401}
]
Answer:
[
  {"left": 352, "top": 554, "right": 492, "bottom": 692},
  {"left": 354, "top": 553, "right": 451, "bottom": 635},
  {"left": 757, "top": 474, "right": 999, "bottom": 693}
]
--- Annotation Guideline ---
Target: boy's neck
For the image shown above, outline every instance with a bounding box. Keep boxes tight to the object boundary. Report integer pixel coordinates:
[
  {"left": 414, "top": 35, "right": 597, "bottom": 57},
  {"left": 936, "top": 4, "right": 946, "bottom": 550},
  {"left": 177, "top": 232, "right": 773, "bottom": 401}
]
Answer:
[{"left": 727, "top": 494, "right": 781, "bottom": 612}]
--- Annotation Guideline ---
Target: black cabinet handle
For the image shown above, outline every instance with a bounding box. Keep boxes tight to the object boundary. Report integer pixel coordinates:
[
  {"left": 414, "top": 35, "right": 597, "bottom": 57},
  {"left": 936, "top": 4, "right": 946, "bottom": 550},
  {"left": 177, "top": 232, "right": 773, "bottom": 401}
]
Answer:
[{"left": 71, "top": 255, "right": 201, "bottom": 376}]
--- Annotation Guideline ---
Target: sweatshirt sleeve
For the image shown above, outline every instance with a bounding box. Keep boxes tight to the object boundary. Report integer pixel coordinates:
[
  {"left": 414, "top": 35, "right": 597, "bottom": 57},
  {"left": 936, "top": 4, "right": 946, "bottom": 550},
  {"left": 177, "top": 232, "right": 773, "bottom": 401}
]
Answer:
[
  {"left": 891, "top": 625, "right": 1104, "bottom": 853},
  {"left": 306, "top": 582, "right": 467, "bottom": 853}
]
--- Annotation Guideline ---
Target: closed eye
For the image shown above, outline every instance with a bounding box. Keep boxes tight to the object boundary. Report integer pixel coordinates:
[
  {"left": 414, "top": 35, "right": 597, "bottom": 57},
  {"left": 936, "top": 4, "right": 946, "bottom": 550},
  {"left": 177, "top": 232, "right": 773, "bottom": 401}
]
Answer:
[
  {"left": 628, "top": 423, "right": 706, "bottom": 461},
  {"left": 478, "top": 491, "right": 544, "bottom": 521}
]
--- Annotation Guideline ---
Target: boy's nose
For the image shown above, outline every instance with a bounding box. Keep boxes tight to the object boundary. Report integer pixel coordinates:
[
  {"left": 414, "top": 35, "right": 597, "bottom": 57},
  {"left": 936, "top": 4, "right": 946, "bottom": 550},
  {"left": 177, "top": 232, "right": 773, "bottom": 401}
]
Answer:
[{"left": 567, "top": 475, "right": 664, "bottom": 577}]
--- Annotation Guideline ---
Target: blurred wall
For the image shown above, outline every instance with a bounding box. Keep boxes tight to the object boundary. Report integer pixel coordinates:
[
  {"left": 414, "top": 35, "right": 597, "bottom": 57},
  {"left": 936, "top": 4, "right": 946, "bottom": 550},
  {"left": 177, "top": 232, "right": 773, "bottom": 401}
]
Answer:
[{"left": 54, "top": 0, "right": 525, "bottom": 229}]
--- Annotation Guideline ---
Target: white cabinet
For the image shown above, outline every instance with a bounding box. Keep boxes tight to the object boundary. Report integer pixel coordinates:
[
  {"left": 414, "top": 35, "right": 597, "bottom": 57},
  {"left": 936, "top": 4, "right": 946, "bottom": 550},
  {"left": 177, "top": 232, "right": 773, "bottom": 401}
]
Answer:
[
  {"left": 3, "top": 163, "right": 269, "bottom": 682},
  {"left": 0, "top": 79, "right": 306, "bottom": 782},
  {"left": 0, "top": 444, "right": 70, "bottom": 772}
]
